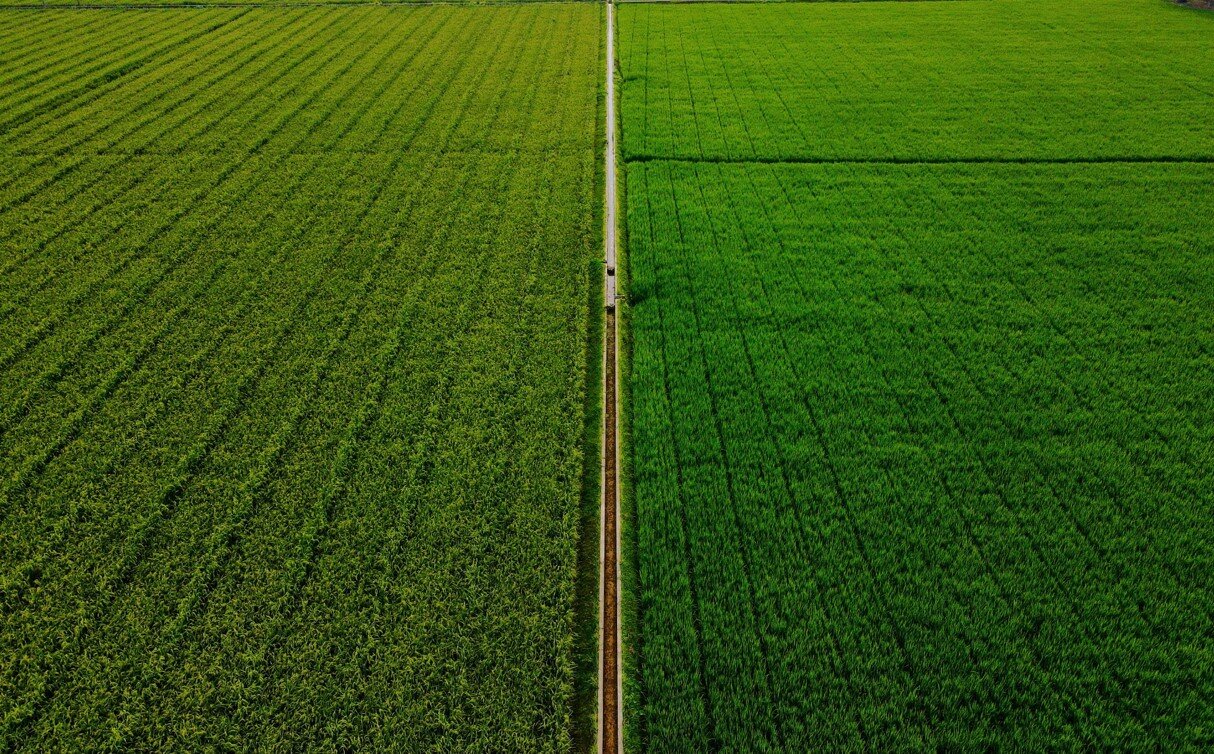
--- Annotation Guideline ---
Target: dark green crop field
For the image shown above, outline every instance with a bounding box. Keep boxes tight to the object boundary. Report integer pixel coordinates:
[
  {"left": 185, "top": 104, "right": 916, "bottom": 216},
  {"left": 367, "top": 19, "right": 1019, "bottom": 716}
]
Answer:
[
  {"left": 622, "top": 0, "right": 1214, "bottom": 751},
  {"left": 628, "top": 161, "right": 1214, "bottom": 751},
  {"left": 0, "top": 5, "right": 601, "bottom": 750}
]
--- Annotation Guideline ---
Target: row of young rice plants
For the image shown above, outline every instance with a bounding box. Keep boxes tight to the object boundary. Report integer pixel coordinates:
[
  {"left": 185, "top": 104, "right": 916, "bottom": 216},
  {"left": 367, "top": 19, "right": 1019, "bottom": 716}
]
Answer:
[
  {"left": 0, "top": 5, "right": 602, "bottom": 750},
  {"left": 618, "top": 0, "right": 1214, "bottom": 162},
  {"left": 620, "top": 0, "right": 1214, "bottom": 750},
  {"left": 627, "top": 158, "right": 1214, "bottom": 752}
]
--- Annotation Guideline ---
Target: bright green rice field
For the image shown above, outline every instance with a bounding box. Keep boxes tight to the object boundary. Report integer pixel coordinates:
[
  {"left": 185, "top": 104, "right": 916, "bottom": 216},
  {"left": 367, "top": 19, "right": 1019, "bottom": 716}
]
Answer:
[
  {"left": 0, "top": 6, "right": 602, "bottom": 751},
  {"left": 621, "top": 0, "right": 1214, "bottom": 750}
]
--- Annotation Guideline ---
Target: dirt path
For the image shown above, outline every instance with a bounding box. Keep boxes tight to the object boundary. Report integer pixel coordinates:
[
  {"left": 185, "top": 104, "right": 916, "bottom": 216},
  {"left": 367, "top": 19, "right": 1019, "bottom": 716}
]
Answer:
[
  {"left": 600, "top": 2, "right": 622, "bottom": 753},
  {"left": 601, "top": 308, "right": 620, "bottom": 754}
]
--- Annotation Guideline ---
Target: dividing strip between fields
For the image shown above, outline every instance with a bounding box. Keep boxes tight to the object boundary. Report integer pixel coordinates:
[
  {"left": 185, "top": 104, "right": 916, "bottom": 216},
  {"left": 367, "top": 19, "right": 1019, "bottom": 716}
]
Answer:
[
  {"left": 624, "top": 153, "right": 1214, "bottom": 165},
  {"left": 600, "top": 1, "right": 623, "bottom": 753}
]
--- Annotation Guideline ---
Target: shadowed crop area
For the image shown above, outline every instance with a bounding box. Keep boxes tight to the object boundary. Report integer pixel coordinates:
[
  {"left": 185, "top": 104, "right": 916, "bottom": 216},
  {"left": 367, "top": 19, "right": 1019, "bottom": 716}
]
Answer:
[
  {"left": 0, "top": 5, "right": 601, "bottom": 750},
  {"left": 621, "top": 0, "right": 1214, "bottom": 750}
]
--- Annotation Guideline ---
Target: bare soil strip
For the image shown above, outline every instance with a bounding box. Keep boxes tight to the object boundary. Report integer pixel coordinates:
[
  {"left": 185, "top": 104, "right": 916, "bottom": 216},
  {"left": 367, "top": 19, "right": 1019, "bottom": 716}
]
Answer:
[{"left": 601, "top": 309, "right": 620, "bottom": 754}]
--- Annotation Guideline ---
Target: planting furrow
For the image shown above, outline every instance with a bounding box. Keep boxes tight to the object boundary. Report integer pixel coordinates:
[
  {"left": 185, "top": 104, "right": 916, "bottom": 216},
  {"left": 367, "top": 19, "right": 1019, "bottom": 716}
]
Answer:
[
  {"left": 0, "top": 12, "right": 126, "bottom": 86},
  {"left": 0, "top": 157, "right": 357, "bottom": 599},
  {"left": 71, "top": 23, "right": 489, "bottom": 705},
  {"left": 732, "top": 164, "right": 1024, "bottom": 745},
  {"left": 650, "top": 165, "right": 780, "bottom": 752},
  {"left": 252, "top": 0, "right": 537, "bottom": 640},
  {"left": 49, "top": 166, "right": 414, "bottom": 748},
  {"left": 838, "top": 176, "right": 1184, "bottom": 743},
  {"left": 0, "top": 5, "right": 602, "bottom": 749},
  {"left": 0, "top": 154, "right": 387, "bottom": 743},
  {"left": 698, "top": 165, "right": 895, "bottom": 749},
  {"left": 629, "top": 167, "right": 715, "bottom": 753},
  {"left": 738, "top": 164, "right": 1097, "bottom": 744},
  {"left": 341, "top": 40, "right": 584, "bottom": 750},
  {"left": 0, "top": 12, "right": 62, "bottom": 53},
  {"left": 846, "top": 168, "right": 1212, "bottom": 629},
  {"left": 242, "top": 156, "right": 495, "bottom": 745},
  {"left": 0, "top": 18, "right": 306, "bottom": 290},
  {"left": 0, "top": 12, "right": 172, "bottom": 105},
  {"left": 923, "top": 173, "right": 1213, "bottom": 517},
  {"left": 0, "top": 9, "right": 333, "bottom": 210},
  {"left": 244, "top": 16, "right": 578, "bottom": 745},
  {"left": 0, "top": 11, "right": 243, "bottom": 135},
  {"left": 0, "top": 8, "right": 399, "bottom": 378},
  {"left": 0, "top": 7, "right": 439, "bottom": 572},
  {"left": 0, "top": 154, "right": 221, "bottom": 371},
  {"left": 872, "top": 179, "right": 1214, "bottom": 658},
  {"left": 11, "top": 9, "right": 304, "bottom": 155},
  {"left": 629, "top": 153, "right": 1214, "bottom": 747}
]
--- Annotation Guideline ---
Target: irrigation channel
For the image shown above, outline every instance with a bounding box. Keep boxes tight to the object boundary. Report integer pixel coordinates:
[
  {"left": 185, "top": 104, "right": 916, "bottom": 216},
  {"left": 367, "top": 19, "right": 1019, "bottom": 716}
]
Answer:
[{"left": 600, "top": 0, "right": 623, "bottom": 752}]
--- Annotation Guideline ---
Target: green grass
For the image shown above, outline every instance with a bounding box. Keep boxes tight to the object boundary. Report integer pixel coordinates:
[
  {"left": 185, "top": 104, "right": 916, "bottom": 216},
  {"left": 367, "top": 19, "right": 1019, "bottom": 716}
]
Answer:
[
  {"left": 0, "top": 5, "right": 602, "bottom": 750},
  {"left": 621, "top": 0, "right": 1214, "bottom": 750}
]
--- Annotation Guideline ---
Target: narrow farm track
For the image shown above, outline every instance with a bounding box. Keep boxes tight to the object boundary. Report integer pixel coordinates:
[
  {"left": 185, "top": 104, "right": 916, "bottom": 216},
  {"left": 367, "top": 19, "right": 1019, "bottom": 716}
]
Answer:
[
  {"left": 600, "top": 308, "right": 621, "bottom": 754},
  {"left": 600, "top": 2, "right": 623, "bottom": 753}
]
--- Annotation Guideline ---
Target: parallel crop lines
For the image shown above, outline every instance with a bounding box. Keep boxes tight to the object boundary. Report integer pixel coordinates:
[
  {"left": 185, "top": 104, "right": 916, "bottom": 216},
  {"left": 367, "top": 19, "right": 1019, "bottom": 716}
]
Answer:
[
  {"left": 0, "top": 10, "right": 350, "bottom": 300},
  {"left": 0, "top": 152, "right": 365, "bottom": 739},
  {"left": 0, "top": 8, "right": 414, "bottom": 448},
  {"left": 619, "top": 1, "right": 1214, "bottom": 163},
  {"left": 0, "top": 13, "right": 183, "bottom": 109},
  {"left": 0, "top": 11, "right": 243, "bottom": 134},
  {"left": 622, "top": 0, "right": 1214, "bottom": 750},
  {"left": 0, "top": 13, "right": 131, "bottom": 85},
  {"left": 0, "top": 5, "right": 601, "bottom": 750},
  {"left": 0, "top": 11, "right": 316, "bottom": 291},
  {"left": 1, "top": 2, "right": 407, "bottom": 624},
  {"left": 629, "top": 157, "right": 1214, "bottom": 751},
  {"left": 44, "top": 9, "right": 528, "bottom": 741},
  {"left": 234, "top": 10, "right": 599, "bottom": 747}
]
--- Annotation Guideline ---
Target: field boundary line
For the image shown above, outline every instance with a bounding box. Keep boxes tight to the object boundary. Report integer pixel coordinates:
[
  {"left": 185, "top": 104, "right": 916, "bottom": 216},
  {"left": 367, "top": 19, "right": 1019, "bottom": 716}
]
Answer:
[
  {"left": 599, "top": 1, "right": 623, "bottom": 754},
  {"left": 625, "top": 154, "right": 1214, "bottom": 165}
]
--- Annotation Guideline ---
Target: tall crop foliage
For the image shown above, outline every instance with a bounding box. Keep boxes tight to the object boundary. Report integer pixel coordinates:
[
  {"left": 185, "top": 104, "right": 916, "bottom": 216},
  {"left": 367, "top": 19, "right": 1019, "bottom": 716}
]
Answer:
[
  {"left": 621, "top": 0, "right": 1214, "bottom": 749},
  {"left": 0, "top": 5, "right": 602, "bottom": 750}
]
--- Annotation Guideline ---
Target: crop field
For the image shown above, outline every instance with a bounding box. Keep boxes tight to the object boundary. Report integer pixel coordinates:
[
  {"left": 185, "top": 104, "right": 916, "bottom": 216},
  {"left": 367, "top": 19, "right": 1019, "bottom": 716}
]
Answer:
[
  {"left": 621, "top": 0, "right": 1214, "bottom": 751},
  {"left": 0, "top": 5, "right": 601, "bottom": 751},
  {"left": 5, "top": 0, "right": 1213, "bottom": 751},
  {"left": 620, "top": 0, "right": 1214, "bottom": 162},
  {"left": 0, "top": 0, "right": 574, "bottom": 6}
]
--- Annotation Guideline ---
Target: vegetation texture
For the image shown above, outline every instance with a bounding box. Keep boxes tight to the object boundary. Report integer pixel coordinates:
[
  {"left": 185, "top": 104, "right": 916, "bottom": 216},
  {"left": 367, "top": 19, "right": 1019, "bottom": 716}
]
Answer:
[
  {"left": 0, "top": 0, "right": 586, "bottom": 6},
  {"left": 620, "top": 0, "right": 1214, "bottom": 162},
  {"left": 0, "top": 5, "right": 601, "bottom": 750},
  {"left": 621, "top": 0, "right": 1214, "bottom": 750}
]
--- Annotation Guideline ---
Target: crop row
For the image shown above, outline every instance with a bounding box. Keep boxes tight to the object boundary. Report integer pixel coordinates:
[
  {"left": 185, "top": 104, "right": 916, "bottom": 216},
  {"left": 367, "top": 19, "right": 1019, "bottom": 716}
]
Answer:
[
  {"left": 0, "top": 5, "right": 602, "bottom": 751},
  {"left": 626, "top": 159, "right": 1214, "bottom": 751}
]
